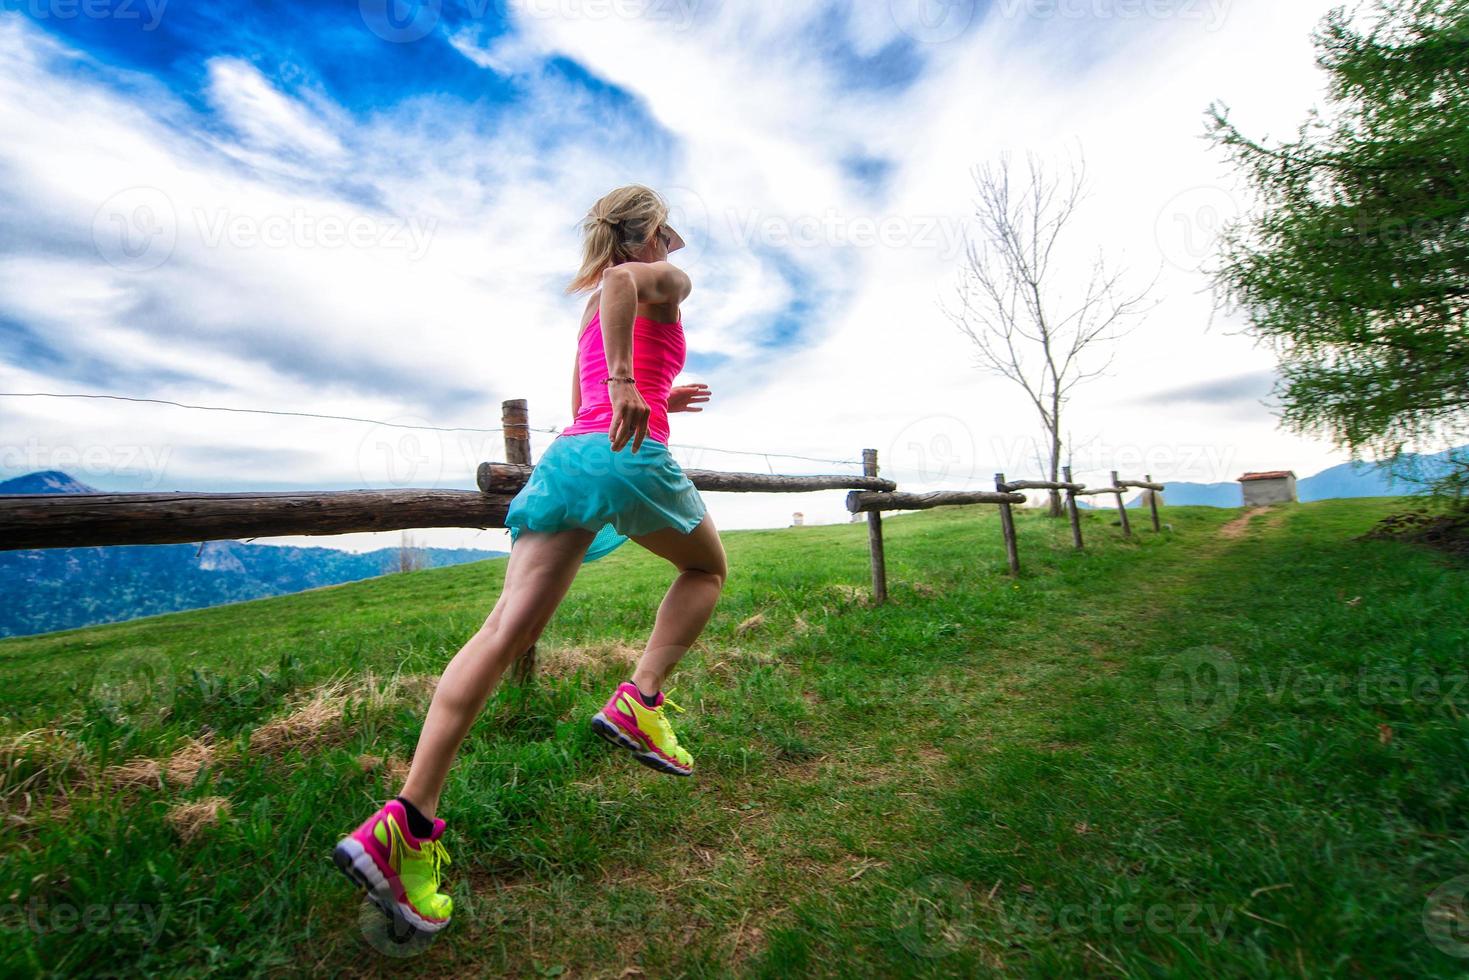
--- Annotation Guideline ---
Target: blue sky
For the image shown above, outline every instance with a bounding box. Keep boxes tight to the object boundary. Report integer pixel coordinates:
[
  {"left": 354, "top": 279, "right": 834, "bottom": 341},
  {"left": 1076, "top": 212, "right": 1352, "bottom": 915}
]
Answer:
[{"left": 0, "top": 0, "right": 1358, "bottom": 550}]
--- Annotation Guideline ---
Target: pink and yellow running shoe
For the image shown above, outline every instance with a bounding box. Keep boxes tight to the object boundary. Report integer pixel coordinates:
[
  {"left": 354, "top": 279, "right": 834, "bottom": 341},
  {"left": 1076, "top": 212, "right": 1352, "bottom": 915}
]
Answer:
[
  {"left": 590, "top": 682, "right": 694, "bottom": 777},
  {"left": 332, "top": 799, "right": 453, "bottom": 934}
]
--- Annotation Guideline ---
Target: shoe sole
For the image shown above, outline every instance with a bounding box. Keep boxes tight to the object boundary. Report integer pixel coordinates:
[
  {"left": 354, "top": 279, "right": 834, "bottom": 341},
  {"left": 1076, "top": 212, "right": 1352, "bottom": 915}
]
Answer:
[
  {"left": 591, "top": 712, "right": 693, "bottom": 777},
  {"left": 332, "top": 837, "right": 449, "bottom": 935}
]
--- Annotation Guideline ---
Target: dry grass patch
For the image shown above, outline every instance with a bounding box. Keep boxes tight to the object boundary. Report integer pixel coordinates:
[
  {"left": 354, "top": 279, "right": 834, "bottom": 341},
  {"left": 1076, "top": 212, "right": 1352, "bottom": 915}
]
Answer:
[
  {"left": 534, "top": 641, "right": 641, "bottom": 680},
  {"left": 736, "top": 612, "right": 766, "bottom": 635},
  {"left": 357, "top": 752, "right": 411, "bottom": 789},
  {"left": 165, "top": 736, "right": 215, "bottom": 786},
  {"left": 248, "top": 671, "right": 435, "bottom": 758},
  {"left": 104, "top": 757, "right": 163, "bottom": 790},
  {"left": 250, "top": 689, "right": 349, "bottom": 756},
  {"left": 2, "top": 729, "right": 94, "bottom": 824},
  {"left": 2, "top": 728, "right": 90, "bottom": 782},
  {"left": 104, "top": 736, "right": 219, "bottom": 795},
  {"left": 166, "top": 796, "right": 231, "bottom": 842},
  {"left": 824, "top": 583, "right": 877, "bottom": 608}
]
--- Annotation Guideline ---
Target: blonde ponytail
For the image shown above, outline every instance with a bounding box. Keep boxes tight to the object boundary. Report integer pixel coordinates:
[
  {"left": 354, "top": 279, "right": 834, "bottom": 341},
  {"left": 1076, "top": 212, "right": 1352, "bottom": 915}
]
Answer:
[{"left": 566, "top": 184, "right": 670, "bottom": 294}]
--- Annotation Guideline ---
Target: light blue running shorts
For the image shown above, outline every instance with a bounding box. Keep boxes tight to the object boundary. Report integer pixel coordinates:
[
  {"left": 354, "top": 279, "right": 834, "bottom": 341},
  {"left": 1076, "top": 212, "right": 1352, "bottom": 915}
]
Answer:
[{"left": 504, "top": 432, "right": 708, "bottom": 563}]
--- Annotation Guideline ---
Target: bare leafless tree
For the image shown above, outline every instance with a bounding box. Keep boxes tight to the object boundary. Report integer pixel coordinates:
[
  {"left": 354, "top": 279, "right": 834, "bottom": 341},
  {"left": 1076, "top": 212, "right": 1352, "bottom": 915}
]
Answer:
[
  {"left": 397, "top": 531, "right": 424, "bottom": 573},
  {"left": 946, "top": 148, "right": 1159, "bottom": 515}
]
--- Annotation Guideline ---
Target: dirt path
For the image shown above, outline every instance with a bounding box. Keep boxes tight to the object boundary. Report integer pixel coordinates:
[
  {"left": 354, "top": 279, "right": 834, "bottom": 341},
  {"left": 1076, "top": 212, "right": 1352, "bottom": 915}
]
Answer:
[{"left": 1217, "top": 506, "right": 1273, "bottom": 539}]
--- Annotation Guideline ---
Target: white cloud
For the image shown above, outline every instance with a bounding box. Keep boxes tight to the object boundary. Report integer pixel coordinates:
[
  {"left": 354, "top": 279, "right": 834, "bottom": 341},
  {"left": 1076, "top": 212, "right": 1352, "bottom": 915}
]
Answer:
[
  {"left": 205, "top": 58, "right": 347, "bottom": 164},
  {"left": 448, "top": 27, "right": 543, "bottom": 75},
  {"left": 0, "top": 1, "right": 1379, "bottom": 554}
]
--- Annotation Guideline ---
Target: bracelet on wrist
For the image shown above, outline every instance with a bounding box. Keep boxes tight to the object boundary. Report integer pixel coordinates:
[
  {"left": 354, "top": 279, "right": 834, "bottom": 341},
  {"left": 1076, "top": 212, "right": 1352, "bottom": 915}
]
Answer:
[{"left": 601, "top": 376, "right": 636, "bottom": 385}]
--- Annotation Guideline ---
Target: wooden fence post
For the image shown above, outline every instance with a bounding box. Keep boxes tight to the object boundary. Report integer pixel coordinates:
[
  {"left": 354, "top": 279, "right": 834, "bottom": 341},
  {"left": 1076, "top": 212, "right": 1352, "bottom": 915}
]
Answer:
[
  {"left": 863, "top": 449, "right": 887, "bottom": 604},
  {"left": 503, "top": 399, "right": 537, "bottom": 684},
  {"left": 1111, "top": 469, "right": 1132, "bottom": 538},
  {"left": 1145, "top": 472, "right": 1162, "bottom": 532},
  {"left": 1062, "top": 465, "right": 1083, "bottom": 550},
  {"left": 995, "top": 472, "right": 1021, "bottom": 575}
]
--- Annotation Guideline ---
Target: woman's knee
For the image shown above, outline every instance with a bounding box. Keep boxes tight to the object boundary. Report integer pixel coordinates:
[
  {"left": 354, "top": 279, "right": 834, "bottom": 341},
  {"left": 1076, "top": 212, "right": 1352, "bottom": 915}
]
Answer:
[
  {"left": 478, "top": 612, "right": 546, "bottom": 657},
  {"left": 685, "top": 560, "right": 726, "bottom": 592}
]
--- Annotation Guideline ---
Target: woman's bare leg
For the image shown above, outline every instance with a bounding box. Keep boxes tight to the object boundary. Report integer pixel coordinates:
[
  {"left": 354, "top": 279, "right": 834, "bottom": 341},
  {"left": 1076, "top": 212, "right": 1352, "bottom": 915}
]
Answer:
[
  {"left": 627, "top": 512, "right": 728, "bottom": 694},
  {"left": 398, "top": 527, "right": 595, "bottom": 817}
]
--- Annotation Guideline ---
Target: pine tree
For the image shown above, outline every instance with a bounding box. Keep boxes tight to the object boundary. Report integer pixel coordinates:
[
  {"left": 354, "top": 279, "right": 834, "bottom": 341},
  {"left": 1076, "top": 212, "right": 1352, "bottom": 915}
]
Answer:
[{"left": 1205, "top": 0, "right": 1469, "bottom": 491}]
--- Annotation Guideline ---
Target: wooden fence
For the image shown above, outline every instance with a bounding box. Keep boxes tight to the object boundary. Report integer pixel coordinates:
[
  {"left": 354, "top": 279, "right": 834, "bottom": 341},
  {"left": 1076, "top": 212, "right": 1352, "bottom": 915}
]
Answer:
[{"left": 0, "top": 398, "right": 1168, "bottom": 673}]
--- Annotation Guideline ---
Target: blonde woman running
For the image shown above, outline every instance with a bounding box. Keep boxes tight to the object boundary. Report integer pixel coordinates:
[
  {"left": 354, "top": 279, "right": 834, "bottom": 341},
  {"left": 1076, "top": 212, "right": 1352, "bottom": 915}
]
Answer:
[{"left": 334, "top": 184, "right": 726, "bottom": 935}]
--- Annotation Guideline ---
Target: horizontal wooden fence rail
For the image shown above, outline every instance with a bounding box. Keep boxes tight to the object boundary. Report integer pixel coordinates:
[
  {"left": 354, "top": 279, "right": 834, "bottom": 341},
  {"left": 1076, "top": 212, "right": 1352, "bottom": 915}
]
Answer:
[
  {"left": 997, "top": 480, "right": 1084, "bottom": 493},
  {"left": 844, "top": 489, "right": 1025, "bottom": 512},
  {"left": 0, "top": 490, "right": 512, "bottom": 551},
  {"left": 479, "top": 463, "right": 894, "bottom": 495}
]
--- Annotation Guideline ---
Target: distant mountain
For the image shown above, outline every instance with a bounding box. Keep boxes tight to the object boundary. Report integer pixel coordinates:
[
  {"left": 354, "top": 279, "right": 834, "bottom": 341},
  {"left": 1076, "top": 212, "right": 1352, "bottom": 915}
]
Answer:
[
  {"left": 1144, "top": 482, "right": 1242, "bottom": 508},
  {"left": 1, "top": 540, "right": 508, "bottom": 638},
  {"left": 0, "top": 470, "right": 97, "bottom": 494},
  {"left": 0, "top": 471, "right": 507, "bottom": 638},
  {"left": 1297, "top": 451, "right": 1453, "bottom": 501},
  {"left": 1119, "top": 445, "right": 1466, "bottom": 508}
]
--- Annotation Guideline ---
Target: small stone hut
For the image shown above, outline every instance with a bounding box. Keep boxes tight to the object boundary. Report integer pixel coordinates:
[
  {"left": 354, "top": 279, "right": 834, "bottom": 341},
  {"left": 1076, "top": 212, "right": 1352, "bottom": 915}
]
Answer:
[{"left": 1238, "top": 470, "right": 1298, "bottom": 506}]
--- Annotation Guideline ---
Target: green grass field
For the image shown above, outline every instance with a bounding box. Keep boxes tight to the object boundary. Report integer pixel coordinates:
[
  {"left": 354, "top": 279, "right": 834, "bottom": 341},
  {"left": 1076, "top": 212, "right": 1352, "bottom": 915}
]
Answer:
[{"left": 2, "top": 498, "right": 1467, "bottom": 977}]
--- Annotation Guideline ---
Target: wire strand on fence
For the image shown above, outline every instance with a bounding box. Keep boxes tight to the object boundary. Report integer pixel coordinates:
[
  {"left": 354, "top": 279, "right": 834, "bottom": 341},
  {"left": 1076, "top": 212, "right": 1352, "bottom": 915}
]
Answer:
[
  {"left": 0, "top": 391, "right": 508, "bottom": 435},
  {"left": 1, "top": 391, "right": 867, "bottom": 469}
]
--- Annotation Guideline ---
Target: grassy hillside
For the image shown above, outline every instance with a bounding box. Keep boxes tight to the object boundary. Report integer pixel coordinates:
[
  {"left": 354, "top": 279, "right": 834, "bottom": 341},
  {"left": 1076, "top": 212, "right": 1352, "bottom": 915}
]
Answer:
[{"left": 2, "top": 499, "right": 1466, "bottom": 977}]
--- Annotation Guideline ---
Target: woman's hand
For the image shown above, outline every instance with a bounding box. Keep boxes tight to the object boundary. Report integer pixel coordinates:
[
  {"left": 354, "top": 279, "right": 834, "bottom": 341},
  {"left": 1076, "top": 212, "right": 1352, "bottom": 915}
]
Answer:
[
  {"left": 668, "top": 383, "right": 711, "bottom": 413},
  {"left": 608, "top": 379, "right": 651, "bottom": 453}
]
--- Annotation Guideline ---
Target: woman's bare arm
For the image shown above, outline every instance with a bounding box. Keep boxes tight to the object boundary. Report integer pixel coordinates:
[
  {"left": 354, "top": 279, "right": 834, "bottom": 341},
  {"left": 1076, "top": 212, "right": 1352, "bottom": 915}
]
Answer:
[
  {"left": 598, "top": 261, "right": 692, "bottom": 452},
  {"left": 598, "top": 261, "right": 692, "bottom": 374}
]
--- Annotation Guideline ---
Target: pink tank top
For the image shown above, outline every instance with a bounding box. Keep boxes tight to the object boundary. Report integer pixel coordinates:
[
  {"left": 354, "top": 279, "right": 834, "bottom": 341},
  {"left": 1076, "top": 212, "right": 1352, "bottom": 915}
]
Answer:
[{"left": 560, "top": 309, "right": 687, "bottom": 445}]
